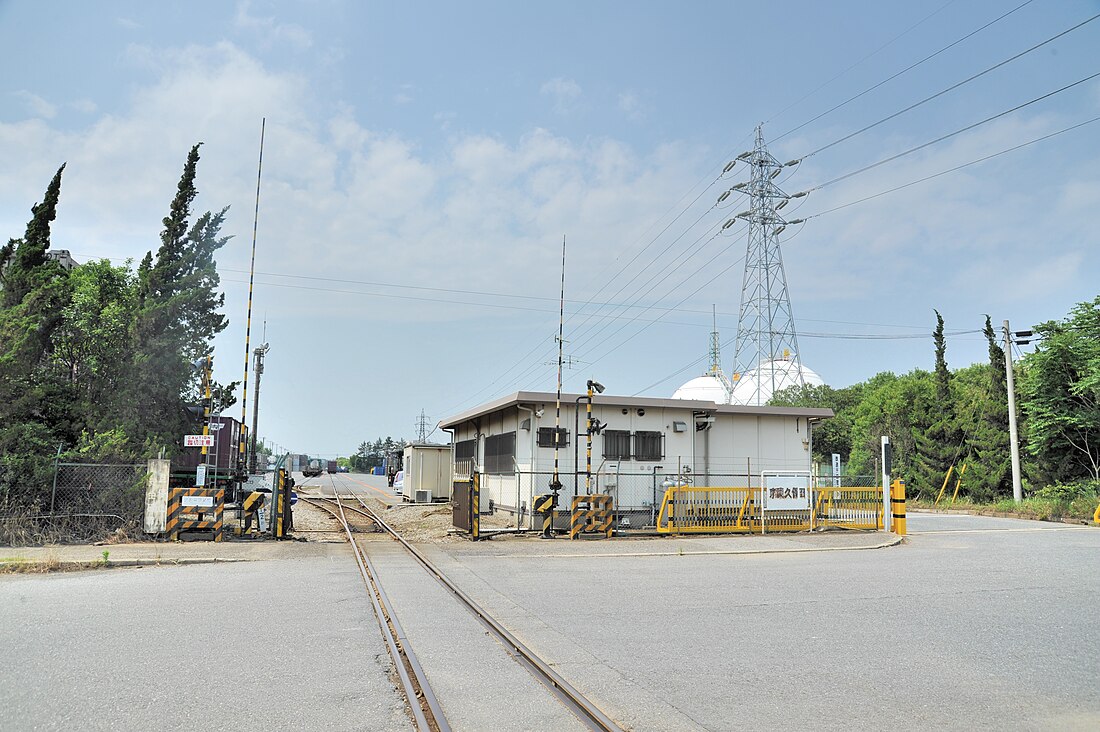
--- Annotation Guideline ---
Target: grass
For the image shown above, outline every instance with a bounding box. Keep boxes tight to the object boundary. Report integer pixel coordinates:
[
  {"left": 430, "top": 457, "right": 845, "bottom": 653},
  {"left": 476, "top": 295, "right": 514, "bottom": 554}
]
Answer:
[{"left": 910, "top": 494, "right": 1099, "bottom": 524}]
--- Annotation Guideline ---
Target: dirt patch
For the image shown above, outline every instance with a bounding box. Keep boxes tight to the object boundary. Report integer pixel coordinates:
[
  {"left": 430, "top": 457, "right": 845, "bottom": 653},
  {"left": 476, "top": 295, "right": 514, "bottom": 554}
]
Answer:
[{"left": 348, "top": 495, "right": 520, "bottom": 543}]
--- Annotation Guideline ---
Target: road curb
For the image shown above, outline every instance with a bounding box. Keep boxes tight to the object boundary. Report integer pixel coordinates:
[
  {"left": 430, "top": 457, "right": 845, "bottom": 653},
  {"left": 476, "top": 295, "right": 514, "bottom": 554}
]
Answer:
[
  {"left": 495, "top": 534, "right": 904, "bottom": 559},
  {"left": 0, "top": 557, "right": 252, "bottom": 571}
]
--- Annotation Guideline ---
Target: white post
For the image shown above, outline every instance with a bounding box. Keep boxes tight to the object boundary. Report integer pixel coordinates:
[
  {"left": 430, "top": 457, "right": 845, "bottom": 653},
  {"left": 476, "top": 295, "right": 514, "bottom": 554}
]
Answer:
[
  {"left": 881, "top": 436, "right": 891, "bottom": 532},
  {"left": 1003, "top": 320, "right": 1024, "bottom": 504}
]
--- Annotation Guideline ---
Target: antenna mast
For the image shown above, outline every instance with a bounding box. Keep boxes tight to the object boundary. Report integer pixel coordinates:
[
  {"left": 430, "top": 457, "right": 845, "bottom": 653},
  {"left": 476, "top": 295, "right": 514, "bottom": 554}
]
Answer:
[
  {"left": 551, "top": 235, "right": 566, "bottom": 499},
  {"left": 240, "top": 117, "right": 265, "bottom": 473}
]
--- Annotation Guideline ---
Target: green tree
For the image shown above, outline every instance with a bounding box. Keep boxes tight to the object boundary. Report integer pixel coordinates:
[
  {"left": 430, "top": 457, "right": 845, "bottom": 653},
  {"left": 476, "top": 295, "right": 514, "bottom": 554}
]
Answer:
[
  {"left": 770, "top": 382, "right": 863, "bottom": 465},
  {"left": 912, "top": 311, "right": 962, "bottom": 496},
  {"left": 122, "top": 145, "right": 234, "bottom": 452},
  {"left": 847, "top": 370, "right": 936, "bottom": 489},
  {"left": 1019, "top": 296, "right": 1100, "bottom": 482},
  {"left": 0, "top": 165, "right": 76, "bottom": 503}
]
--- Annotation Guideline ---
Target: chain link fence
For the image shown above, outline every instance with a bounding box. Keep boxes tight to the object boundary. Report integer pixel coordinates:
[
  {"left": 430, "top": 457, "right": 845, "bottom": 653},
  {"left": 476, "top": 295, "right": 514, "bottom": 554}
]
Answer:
[
  {"left": 478, "top": 469, "right": 882, "bottom": 533},
  {"left": 0, "top": 462, "right": 148, "bottom": 545}
]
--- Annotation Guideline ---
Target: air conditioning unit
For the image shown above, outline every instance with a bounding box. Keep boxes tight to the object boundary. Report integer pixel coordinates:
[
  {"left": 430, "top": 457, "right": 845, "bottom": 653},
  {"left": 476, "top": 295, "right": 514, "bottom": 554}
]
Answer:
[{"left": 415, "top": 489, "right": 431, "bottom": 504}]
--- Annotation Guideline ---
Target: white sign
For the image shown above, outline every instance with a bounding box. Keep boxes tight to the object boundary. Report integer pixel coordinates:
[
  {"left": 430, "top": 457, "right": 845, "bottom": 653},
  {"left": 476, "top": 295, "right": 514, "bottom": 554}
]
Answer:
[
  {"left": 195, "top": 464, "right": 207, "bottom": 487},
  {"left": 763, "top": 474, "right": 811, "bottom": 511},
  {"left": 181, "top": 494, "right": 214, "bottom": 508},
  {"left": 832, "top": 453, "right": 842, "bottom": 488},
  {"left": 185, "top": 434, "right": 215, "bottom": 447}
]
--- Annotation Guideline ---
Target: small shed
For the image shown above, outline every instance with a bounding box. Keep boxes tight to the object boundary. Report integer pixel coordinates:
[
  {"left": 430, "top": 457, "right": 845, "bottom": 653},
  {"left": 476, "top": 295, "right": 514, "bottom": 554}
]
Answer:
[{"left": 401, "top": 443, "right": 452, "bottom": 503}]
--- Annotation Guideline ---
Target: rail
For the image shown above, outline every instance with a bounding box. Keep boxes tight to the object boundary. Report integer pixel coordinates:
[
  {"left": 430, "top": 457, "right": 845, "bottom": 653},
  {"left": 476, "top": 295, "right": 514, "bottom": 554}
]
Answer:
[
  {"left": 299, "top": 494, "right": 449, "bottom": 731},
  {"left": 341, "top": 491, "right": 623, "bottom": 732}
]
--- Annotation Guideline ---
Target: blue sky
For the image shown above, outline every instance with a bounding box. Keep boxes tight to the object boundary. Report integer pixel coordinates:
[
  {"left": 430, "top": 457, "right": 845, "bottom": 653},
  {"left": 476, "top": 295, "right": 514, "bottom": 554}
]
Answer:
[{"left": 2, "top": 0, "right": 1098, "bottom": 457}]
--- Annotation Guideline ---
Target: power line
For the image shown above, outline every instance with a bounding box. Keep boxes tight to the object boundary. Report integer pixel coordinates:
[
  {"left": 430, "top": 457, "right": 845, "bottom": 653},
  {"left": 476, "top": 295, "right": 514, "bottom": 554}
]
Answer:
[
  {"left": 773, "top": 0, "right": 1037, "bottom": 143},
  {"left": 804, "top": 114, "right": 1100, "bottom": 219},
  {"left": 768, "top": 0, "right": 960, "bottom": 129},
  {"left": 804, "top": 70, "right": 1100, "bottom": 193},
  {"left": 800, "top": 10, "right": 1100, "bottom": 160}
]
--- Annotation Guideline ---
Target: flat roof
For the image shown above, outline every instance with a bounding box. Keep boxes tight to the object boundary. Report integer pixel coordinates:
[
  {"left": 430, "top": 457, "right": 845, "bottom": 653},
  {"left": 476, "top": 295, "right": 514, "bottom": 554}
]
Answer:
[{"left": 439, "top": 390, "right": 833, "bottom": 429}]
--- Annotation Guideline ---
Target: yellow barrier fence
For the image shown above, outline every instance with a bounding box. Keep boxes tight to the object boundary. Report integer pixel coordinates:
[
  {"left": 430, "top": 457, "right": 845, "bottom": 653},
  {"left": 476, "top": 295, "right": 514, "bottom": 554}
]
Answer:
[{"left": 657, "top": 486, "right": 884, "bottom": 534}]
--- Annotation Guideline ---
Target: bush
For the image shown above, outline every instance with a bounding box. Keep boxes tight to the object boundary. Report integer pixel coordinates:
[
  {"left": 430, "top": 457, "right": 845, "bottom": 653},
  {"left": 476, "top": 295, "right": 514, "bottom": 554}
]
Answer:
[{"left": 1031, "top": 480, "right": 1100, "bottom": 503}]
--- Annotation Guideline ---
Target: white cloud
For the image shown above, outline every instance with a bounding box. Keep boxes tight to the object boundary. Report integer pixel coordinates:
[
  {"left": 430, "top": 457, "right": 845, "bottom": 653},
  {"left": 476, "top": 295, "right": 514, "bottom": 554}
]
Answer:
[
  {"left": 14, "top": 90, "right": 57, "bottom": 119},
  {"left": 540, "top": 77, "right": 582, "bottom": 115},
  {"left": 234, "top": 0, "right": 312, "bottom": 51},
  {"left": 618, "top": 91, "right": 645, "bottom": 121},
  {"left": 394, "top": 84, "right": 414, "bottom": 106}
]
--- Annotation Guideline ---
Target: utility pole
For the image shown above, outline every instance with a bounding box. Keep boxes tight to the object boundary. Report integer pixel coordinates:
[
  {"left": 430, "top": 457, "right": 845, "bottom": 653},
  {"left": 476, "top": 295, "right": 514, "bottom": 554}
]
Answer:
[
  {"left": 1003, "top": 320, "right": 1027, "bottom": 503},
  {"left": 249, "top": 342, "right": 269, "bottom": 474}
]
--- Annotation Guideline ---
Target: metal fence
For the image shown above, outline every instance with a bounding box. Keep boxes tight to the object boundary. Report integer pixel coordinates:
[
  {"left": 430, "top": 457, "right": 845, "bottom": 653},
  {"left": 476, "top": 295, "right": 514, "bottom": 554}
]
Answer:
[
  {"left": 477, "top": 469, "right": 882, "bottom": 533},
  {"left": 0, "top": 462, "right": 148, "bottom": 545}
]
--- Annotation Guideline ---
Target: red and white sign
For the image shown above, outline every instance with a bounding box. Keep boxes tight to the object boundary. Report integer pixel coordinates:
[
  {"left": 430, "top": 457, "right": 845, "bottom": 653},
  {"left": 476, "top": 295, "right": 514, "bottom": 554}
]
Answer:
[{"left": 184, "top": 434, "right": 215, "bottom": 448}]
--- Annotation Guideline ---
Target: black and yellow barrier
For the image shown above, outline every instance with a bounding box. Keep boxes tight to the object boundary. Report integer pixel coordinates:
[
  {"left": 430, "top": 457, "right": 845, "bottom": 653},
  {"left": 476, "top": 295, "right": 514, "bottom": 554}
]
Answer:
[
  {"left": 569, "top": 495, "right": 613, "bottom": 540},
  {"left": 534, "top": 493, "right": 556, "bottom": 538},
  {"left": 890, "top": 479, "right": 907, "bottom": 535},
  {"left": 167, "top": 487, "right": 224, "bottom": 541}
]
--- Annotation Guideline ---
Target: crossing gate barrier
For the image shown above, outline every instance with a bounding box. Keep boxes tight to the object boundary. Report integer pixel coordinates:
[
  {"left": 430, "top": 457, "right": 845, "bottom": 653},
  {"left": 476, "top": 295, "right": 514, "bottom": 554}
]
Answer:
[
  {"left": 656, "top": 485, "right": 884, "bottom": 534},
  {"left": 570, "top": 495, "right": 613, "bottom": 539},
  {"left": 167, "top": 487, "right": 224, "bottom": 541},
  {"left": 534, "top": 493, "right": 556, "bottom": 538}
]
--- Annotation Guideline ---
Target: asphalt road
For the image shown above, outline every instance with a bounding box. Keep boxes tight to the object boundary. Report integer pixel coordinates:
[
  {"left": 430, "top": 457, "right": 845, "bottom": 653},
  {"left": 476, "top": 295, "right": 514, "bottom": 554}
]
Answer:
[
  {"left": 416, "top": 511, "right": 1100, "bottom": 730},
  {"left": 2, "top": 509, "right": 1096, "bottom": 731},
  {"left": 0, "top": 544, "right": 410, "bottom": 732}
]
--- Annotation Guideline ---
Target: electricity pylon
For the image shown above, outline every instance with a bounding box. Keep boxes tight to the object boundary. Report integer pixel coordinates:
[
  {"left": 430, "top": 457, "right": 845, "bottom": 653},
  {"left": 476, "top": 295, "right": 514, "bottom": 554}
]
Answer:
[{"left": 724, "top": 125, "right": 807, "bottom": 405}]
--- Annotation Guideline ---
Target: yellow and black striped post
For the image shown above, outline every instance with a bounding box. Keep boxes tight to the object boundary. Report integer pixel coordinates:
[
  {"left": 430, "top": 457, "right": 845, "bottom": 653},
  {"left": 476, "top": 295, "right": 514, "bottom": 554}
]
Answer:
[
  {"left": 586, "top": 384, "right": 593, "bottom": 494},
  {"left": 890, "top": 479, "right": 907, "bottom": 535},
  {"left": 200, "top": 354, "right": 213, "bottom": 459},
  {"left": 534, "top": 493, "right": 556, "bottom": 538},
  {"left": 570, "top": 495, "right": 614, "bottom": 540},
  {"left": 167, "top": 487, "right": 224, "bottom": 542},
  {"left": 470, "top": 472, "right": 480, "bottom": 540}
]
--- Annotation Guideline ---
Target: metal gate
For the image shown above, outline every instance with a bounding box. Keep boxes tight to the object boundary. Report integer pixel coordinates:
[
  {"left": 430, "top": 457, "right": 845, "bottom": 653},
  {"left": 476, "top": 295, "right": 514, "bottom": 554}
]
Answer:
[{"left": 451, "top": 468, "right": 480, "bottom": 540}]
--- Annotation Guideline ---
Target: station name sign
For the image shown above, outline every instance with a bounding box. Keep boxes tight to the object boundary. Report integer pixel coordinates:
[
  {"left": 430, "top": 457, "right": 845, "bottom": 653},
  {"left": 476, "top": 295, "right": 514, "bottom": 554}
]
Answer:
[
  {"left": 184, "top": 434, "right": 215, "bottom": 447},
  {"left": 762, "top": 474, "right": 811, "bottom": 511}
]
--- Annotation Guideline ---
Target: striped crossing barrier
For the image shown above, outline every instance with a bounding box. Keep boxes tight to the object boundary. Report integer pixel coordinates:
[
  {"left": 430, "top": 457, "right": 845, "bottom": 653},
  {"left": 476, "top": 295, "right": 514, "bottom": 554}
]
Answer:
[
  {"left": 534, "top": 493, "right": 556, "bottom": 538},
  {"left": 167, "top": 487, "right": 224, "bottom": 541},
  {"left": 569, "top": 495, "right": 613, "bottom": 540}
]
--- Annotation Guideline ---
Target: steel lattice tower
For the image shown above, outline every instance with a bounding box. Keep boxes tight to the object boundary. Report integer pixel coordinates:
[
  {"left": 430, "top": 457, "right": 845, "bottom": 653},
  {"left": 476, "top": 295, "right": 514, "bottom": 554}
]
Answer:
[{"left": 729, "top": 126, "right": 805, "bottom": 405}]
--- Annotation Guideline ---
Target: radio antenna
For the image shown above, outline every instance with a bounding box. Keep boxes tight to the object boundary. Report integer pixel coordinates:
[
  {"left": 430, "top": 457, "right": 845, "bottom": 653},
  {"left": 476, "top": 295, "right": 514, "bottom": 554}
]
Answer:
[{"left": 551, "top": 235, "right": 566, "bottom": 501}]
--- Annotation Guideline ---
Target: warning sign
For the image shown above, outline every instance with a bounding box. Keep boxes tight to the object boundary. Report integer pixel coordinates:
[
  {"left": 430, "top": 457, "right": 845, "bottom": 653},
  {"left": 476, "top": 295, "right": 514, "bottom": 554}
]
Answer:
[{"left": 184, "top": 435, "right": 215, "bottom": 448}]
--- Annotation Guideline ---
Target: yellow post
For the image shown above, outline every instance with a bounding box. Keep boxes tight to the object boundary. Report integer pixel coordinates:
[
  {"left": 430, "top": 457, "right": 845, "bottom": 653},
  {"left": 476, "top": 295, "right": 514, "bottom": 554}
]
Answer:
[
  {"left": 949, "top": 463, "right": 968, "bottom": 504},
  {"left": 890, "top": 479, "right": 907, "bottom": 535},
  {"left": 934, "top": 464, "right": 954, "bottom": 506}
]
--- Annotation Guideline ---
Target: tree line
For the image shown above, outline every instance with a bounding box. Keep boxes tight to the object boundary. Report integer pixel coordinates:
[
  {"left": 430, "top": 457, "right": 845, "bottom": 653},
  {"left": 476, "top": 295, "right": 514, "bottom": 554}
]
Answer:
[
  {"left": 771, "top": 300, "right": 1100, "bottom": 501},
  {"left": 0, "top": 146, "right": 233, "bottom": 507},
  {"left": 349, "top": 437, "right": 408, "bottom": 473}
]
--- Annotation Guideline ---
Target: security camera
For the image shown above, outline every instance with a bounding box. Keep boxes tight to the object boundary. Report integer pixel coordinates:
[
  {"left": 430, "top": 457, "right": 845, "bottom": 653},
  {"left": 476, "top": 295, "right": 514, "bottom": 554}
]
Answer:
[
  {"left": 534, "top": 408, "right": 544, "bottom": 418},
  {"left": 587, "top": 380, "right": 606, "bottom": 394}
]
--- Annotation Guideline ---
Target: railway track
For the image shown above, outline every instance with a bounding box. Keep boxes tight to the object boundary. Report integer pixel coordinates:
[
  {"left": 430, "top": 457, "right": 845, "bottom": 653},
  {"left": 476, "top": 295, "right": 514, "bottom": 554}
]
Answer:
[{"left": 302, "top": 475, "right": 623, "bottom": 732}]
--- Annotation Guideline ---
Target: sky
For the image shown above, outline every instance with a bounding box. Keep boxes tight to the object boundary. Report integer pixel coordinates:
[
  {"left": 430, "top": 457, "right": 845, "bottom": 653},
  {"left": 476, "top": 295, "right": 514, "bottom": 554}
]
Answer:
[{"left": 2, "top": 0, "right": 1098, "bottom": 458}]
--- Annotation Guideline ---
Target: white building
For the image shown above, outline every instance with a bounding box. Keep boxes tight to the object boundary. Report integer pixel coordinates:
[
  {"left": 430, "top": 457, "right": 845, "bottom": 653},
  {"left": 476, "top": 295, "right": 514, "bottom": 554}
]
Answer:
[{"left": 439, "top": 390, "right": 832, "bottom": 528}]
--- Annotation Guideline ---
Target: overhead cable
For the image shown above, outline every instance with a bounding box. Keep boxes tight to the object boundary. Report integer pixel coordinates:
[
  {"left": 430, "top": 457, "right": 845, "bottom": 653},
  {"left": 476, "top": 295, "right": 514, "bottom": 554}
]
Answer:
[
  {"left": 773, "top": 0, "right": 1038, "bottom": 142},
  {"left": 804, "top": 114, "right": 1100, "bottom": 219},
  {"left": 805, "top": 70, "right": 1100, "bottom": 193},
  {"left": 801, "top": 11, "right": 1100, "bottom": 159}
]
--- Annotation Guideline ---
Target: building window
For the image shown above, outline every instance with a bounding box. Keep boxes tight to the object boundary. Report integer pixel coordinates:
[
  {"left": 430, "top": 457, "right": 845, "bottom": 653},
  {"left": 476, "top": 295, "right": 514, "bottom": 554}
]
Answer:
[
  {"left": 537, "top": 427, "right": 569, "bottom": 448},
  {"left": 454, "top": 439, "right": 476, "bottom": 462},
  {"left": 603, "top": 430, "right": 631, "bottom": 460},
  {"left": 634, "top": 431, "right": 663, "bottom": 461},
  {"left": 484, "top": 432, "right": 516, "bottom": 474}
]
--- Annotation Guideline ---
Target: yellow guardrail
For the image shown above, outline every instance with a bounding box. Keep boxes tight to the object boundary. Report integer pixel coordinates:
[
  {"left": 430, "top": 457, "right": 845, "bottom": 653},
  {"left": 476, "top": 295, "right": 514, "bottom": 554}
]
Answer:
[{"left": 657, "top": 486, "right": 884, "bottom": 534}]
